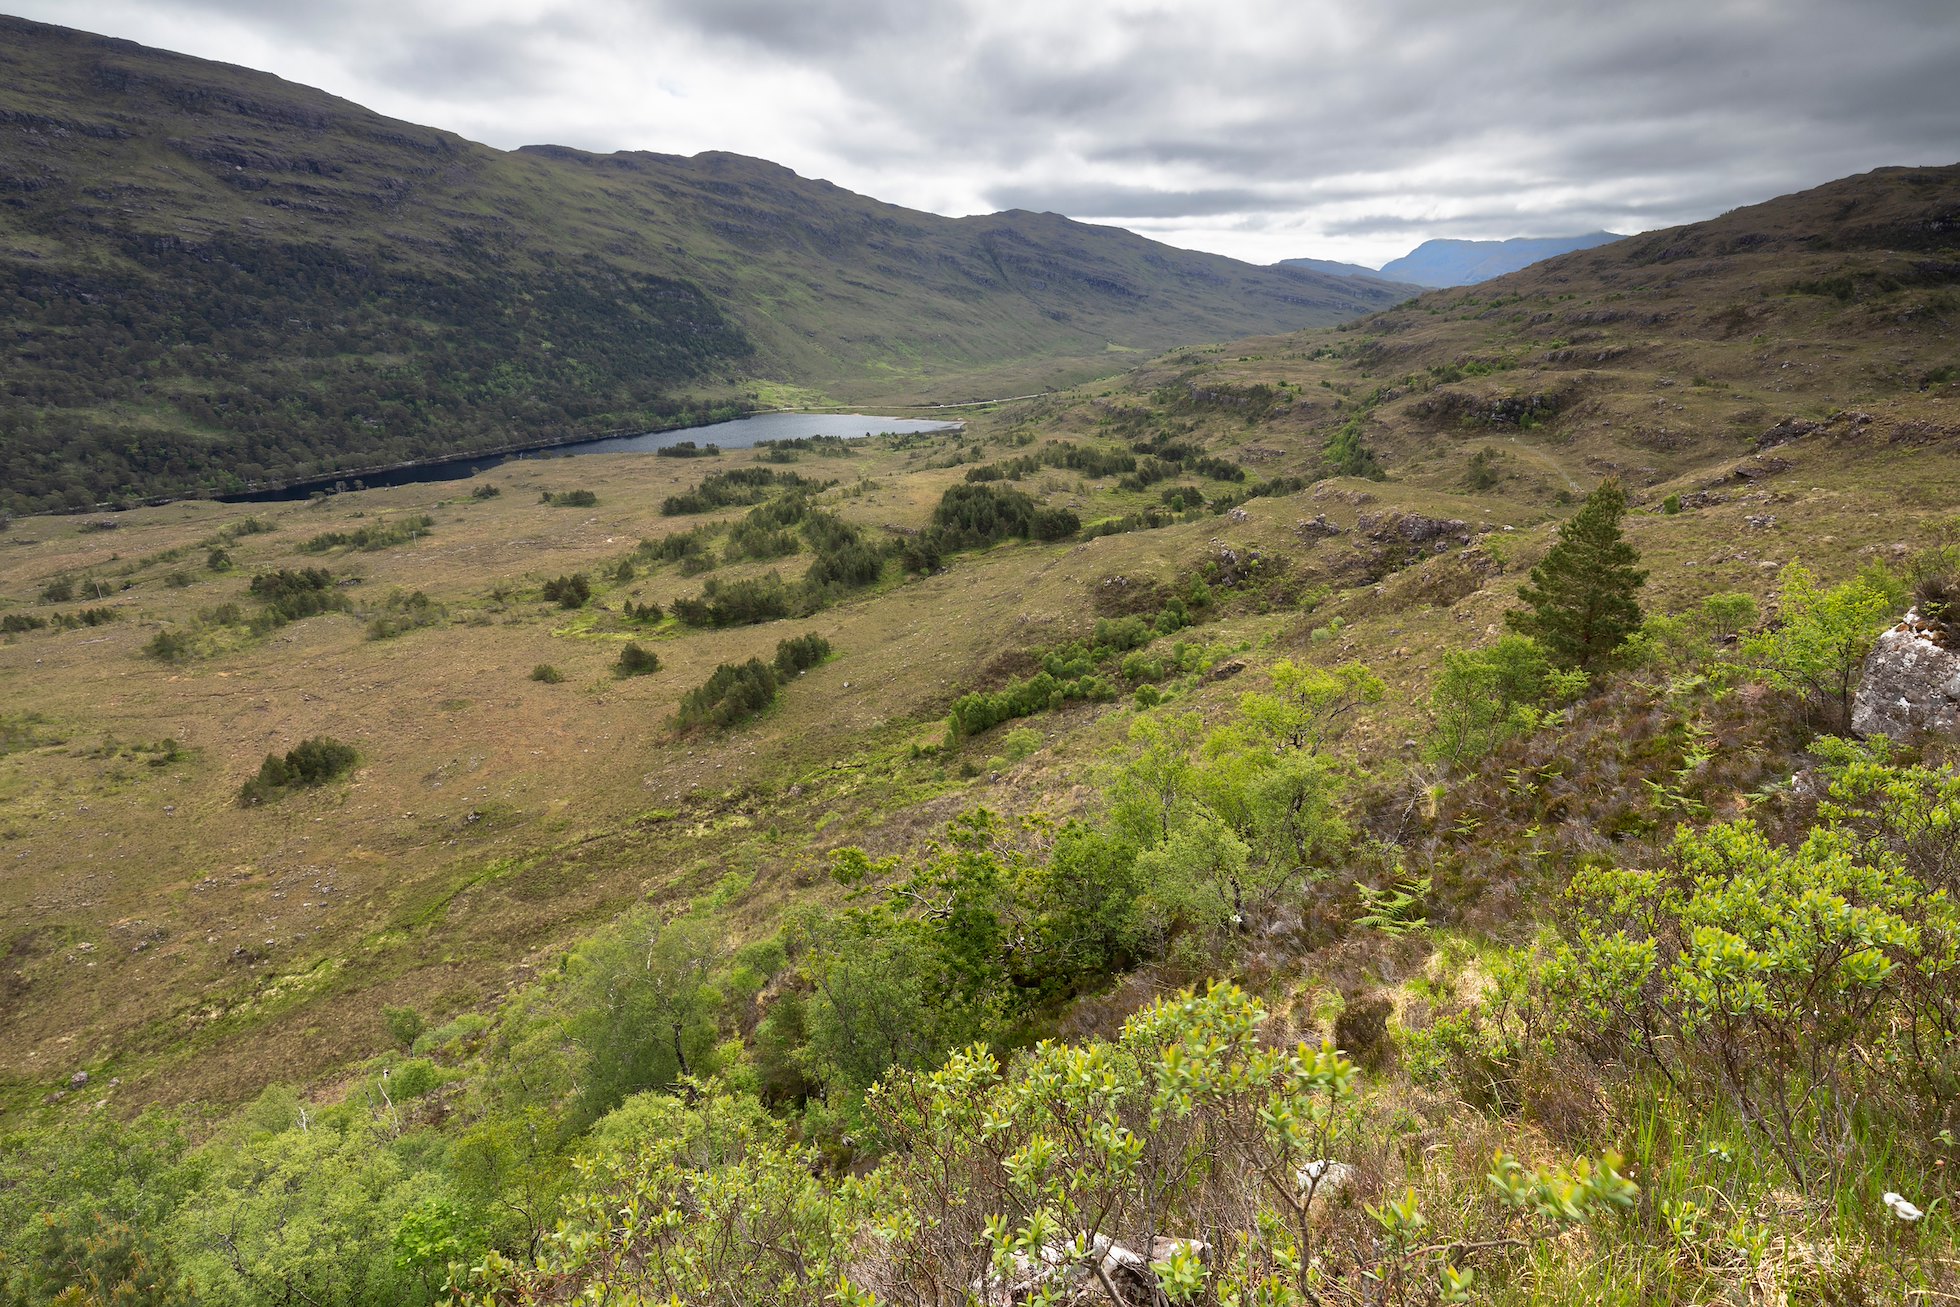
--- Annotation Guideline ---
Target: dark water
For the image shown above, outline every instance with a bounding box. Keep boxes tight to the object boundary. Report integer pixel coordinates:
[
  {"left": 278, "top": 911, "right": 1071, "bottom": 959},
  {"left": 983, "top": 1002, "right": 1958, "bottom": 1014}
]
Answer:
[{"left": 218, "top": 412, "right": 964, "bottom": 503}]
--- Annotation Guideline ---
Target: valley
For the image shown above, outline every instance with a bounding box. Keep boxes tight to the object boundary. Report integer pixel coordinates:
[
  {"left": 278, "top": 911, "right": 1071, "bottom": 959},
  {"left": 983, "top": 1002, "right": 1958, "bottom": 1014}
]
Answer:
[{"left": 0, "top": 13, "right": 1957, "bottom": 1305}]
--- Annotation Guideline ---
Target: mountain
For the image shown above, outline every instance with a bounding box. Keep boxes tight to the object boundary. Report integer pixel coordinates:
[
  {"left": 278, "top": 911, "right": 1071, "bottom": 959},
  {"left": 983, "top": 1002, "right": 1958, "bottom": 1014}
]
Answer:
[
  {"left": 0, "top": 16, "right": 1406, "bottom": 514},
  {"left": 1274, "top": 254, "right": 1394, "bottom": 281},
  {"left": 1376, "top": 231, "right": 1626, "bottom": 285}
]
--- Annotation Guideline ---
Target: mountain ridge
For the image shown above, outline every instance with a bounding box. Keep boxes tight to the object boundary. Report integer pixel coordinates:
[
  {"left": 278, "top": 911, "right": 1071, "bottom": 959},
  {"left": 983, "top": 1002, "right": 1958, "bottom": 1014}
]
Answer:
[{"left": 0, "top": 14, "right": 1406, "bottom": 513}]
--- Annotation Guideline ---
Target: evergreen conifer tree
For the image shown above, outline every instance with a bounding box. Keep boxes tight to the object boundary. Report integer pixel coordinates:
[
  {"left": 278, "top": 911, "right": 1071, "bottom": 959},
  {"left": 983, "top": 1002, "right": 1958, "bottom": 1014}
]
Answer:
[{"left": 1505, "top": 480, "right": 1646, "bottom": 671}]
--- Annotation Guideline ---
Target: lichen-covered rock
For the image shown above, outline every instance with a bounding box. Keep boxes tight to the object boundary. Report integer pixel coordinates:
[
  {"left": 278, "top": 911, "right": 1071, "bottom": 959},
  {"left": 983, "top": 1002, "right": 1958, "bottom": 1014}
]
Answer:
[{"left": 1852, "top": 608, "right": 1960, "bottom": 741}]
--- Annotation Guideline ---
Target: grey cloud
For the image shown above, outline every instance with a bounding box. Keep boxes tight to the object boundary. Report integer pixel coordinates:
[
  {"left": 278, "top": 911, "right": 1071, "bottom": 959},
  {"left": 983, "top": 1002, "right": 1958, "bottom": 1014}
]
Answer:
[{"left": 984, "top": 183, "right": 1299, "bottom": 219}]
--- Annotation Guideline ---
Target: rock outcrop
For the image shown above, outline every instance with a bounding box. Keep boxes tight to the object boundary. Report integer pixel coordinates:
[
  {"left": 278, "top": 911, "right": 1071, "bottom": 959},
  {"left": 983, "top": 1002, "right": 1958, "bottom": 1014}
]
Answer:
[{"left": 1852, "top": 608, "right": 1960, "bottom": 741}]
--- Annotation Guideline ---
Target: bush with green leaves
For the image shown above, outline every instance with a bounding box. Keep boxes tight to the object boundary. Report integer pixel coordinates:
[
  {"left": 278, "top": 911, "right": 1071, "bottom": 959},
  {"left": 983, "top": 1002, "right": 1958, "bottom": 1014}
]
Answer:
[
  {"left": 238, "top": 736, "right": 359, "bottom": 806},
  {"left": 676, "top": 659, "right": 780, "bottom": 731},
  {"left": 365, "top": 590, "right": 444, "bottom": 640},
  {"left": 540, "top": 489, "right": 597, "bottom": 508},
  {"left": 1744, "top": 560, "right": 1904, "bottom": 731},
  {"left": 299, "top": 515, "right": 434, "bottom": 553},
  {"left": 669, "top": 573, "right": 791, "bottom": 628},
  {"left": 539, "top": 574, "right": 590, "bottom": 609},
  {"left": 247, "top": 568, "right": 349, "bottom": 626},
  {"left": 459, "top": 984, "right": 1639, "bottom": 1306},
  {"left": 1411, "top": 738, "right": 1960, "bottom": 1195},
  {"left": 773, "top": 631, "right": 831, "bottom": 675},
  {"left": 614, "top": 642, "right": 660, "bottom": 678},
  {"left": 529, "top": 663, "right": 565, "bottom": 684},
  {"left": 1427, "top": 635, "right": 1584, "bottom": 767}
]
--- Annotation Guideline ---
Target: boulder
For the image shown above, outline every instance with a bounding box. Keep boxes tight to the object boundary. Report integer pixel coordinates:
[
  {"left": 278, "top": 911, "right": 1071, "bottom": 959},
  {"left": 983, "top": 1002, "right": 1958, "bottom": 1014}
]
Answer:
[{"left": 1852, "top": 608, "right": 1960, "bottom": 741}]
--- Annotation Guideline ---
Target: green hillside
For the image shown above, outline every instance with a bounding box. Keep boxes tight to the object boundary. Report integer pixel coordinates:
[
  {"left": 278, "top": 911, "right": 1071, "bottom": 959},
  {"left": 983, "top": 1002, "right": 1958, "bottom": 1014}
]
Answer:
[{"left": 0, "top": 15, "right": 1404, "bottom": 513}]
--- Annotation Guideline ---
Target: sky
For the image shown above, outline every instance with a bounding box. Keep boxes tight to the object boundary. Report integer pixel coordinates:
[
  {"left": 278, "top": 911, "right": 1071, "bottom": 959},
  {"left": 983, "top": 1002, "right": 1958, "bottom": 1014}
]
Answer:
[{"left": 9, "top": 0, "right": 1958, "bottom": 268}]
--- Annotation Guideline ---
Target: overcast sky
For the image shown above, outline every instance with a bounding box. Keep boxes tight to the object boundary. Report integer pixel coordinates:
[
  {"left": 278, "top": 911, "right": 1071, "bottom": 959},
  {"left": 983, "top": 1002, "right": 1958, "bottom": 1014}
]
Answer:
[{"left": 10, "top": 0, "right": 1958, "bottom": 267}]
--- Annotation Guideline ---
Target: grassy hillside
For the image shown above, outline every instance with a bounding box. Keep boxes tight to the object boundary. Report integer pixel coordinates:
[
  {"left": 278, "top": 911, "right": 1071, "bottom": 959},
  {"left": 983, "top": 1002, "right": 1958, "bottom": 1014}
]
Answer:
[
  {"left": 0, "top": 15, "right": 1406, "bottom": 513},
  {"left": 1, "top": 164, "right": 1958, "bottom": 1303}
]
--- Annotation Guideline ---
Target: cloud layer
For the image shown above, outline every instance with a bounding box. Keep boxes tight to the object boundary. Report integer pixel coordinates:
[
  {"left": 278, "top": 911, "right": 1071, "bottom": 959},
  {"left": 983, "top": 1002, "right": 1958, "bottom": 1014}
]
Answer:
[{"left": 13, "top": 0, "right": 1958, "bottom": 266}]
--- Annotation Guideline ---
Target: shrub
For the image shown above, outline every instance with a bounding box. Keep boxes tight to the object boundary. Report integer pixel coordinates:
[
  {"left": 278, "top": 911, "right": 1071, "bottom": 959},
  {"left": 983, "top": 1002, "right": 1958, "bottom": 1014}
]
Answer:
[
  {"left": 530, "top": 664, "right": 565, "bottom": 684},
  {"left": 774, "top": 632, "right": 831, "bottom": 675},
  {"left": 541, "top": 574, "right": 591, "bottom": 609},
  {"left": 299, "top": 515, "right": 434, "bottom": 553},
  {"left": 677, "top": 659, "right": 779, "bottom": 730},
  {"left": 670, "top": 574, "right": 791, "bottom": 628},
  {"left": 145, "top": 629, "right": 191, "bottom": 661},
  {"left": 39, "top": 578, "right": 74, "bottom": 603},
  {"left": 366, "top": 590, "right": 444, "bottom": 640},
  {"left": 470, "top": 483, "right": 501, "bottom": 500},
  {"left": 239, "top": 736, "right": 358, "bottom": 806},
  {"left": 542, "top": 489, "right": 598, "bottom": 507},
  {"left": 1743, "top": 561, "right": 1903, "bottom": 730},
  {"left": 615, "top": 643, "right": 661, "bottom": 677},
  {"left": 248, "top": 568, "right": 349, "bottom": 625},
  {"left": 2, "top": 613, "right": 48, "bottom": 633},
  {"left": 661, "top": 468, "right": 816, "bottom": 515}
]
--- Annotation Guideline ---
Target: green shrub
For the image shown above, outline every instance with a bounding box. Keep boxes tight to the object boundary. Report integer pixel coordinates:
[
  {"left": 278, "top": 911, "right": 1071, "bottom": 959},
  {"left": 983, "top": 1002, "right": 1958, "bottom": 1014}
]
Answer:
[
  {"left": 365, "top": 590, "right": 444, "bottom": 640},
  {"left": 299, "top": 515, "right": 434, "bottom": 553},
  {"left": 542, "top": 489, "right": 598, "bottom": 507},
  {"left": 773, "top": 632, "right": 831, "bottom": 675},
  {"left": 469, "top": 483, "right": 501, "bottom": 500},
  {"left": 677, "top": 659, "right": 780, "bottom": 730},
  {"left": 670, "top": 574, "right": 791, "bottom": 628},
  {"left": 530, "top": 664, "right": 565, "bottom": 684},
  {"left": 541, "top": 574, "right": 591, "bottom": 609},
  {"left": 239, "top": 736, "right": 358, "bottom": 806},
  {"left": 248, "top": 568, "right": 349, "bottom": 626},
  {"left": 615, "top": 643, "right": 661, "bottom": 677},
  {"left": 39, "top": 578, "right": 74, "bottom": 603}
]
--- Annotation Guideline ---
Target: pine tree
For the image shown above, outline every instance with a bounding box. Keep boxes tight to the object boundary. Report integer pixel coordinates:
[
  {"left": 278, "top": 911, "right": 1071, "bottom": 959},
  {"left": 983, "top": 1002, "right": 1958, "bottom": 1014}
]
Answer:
[{"left": 1505, "top": 480, "right": 1646, "bottom": 671}]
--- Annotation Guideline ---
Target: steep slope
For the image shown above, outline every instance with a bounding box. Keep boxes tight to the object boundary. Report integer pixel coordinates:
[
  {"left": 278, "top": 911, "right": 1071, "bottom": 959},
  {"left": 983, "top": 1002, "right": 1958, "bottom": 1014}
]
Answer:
[
  {"left": 0, "top": 15, "right": 1405, "bottom": 513},
  {"left": 1377, "top": 230, "right": 1625, "bottom": 285}
]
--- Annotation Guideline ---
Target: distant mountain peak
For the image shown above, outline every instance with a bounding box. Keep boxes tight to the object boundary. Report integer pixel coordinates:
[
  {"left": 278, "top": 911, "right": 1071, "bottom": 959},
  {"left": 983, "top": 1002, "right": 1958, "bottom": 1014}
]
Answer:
[{"left": 1377, "top": 232, "right": 1627, "bottom": 287}]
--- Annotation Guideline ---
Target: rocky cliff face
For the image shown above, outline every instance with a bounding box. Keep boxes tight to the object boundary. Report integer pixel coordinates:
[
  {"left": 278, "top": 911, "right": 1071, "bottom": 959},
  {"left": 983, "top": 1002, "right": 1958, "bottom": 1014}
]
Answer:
[{"left": 1853, "top": 608, "right": 1960, "bottom": 741}]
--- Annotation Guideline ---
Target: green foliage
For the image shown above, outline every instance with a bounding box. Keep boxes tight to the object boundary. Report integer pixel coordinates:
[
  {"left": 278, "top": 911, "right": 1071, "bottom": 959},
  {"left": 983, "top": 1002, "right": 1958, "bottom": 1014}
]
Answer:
[
  {"left": 676, "top": 659, "right": 780, "bottom": 730},
  {"left": 383, "top": 1005, "right": 426, "bottom": 1052},
  {"left": 669, "top": 573, "right": 792, "bottom": 627},
  {"left": 925, "top": 482, "right": 1077, "bottom": 552},
  {"left": 247, "top": 567, "right": 349, "bottom": 625},
  {"left": 1505, "top": 480, "right": 1646, "bottom": 671},
  {"left": 239, "top": 736, "right": 359, "bottom": 806},
  {"left": 1428, "top": 740, "right": 1960, "bottom": 1194},
  {"left": 540, "top": 489, "right": 597, "bottom": 508},
  {"left": 469, "top": 483, "right": 501, "bottom": 500},
  {"left": 365, "top": 590, "right": 444, "bottom": 640},
  {"left": 1323, "top": 418, "right": 1383, "bottom": 478},
  {"left": 1428, "top": 635, "right": 1570, "bottom": 766},
  {"left": 1466, "top": 444, "right": 1504, "bottom": 490},
  {"left": 529, "top": 664, "right": 564, "bottom": 684},
  {"left": 299, "top": 515, "right": 434, "bottom": 553},
  {"left": 1744, "top": 561, "right": 1905, "bottom": 730},
  {"left": 614, "top": 642, "right": 660, "bottom": 678},
  {"left": 660, "top": 468, "right": 816, "bottom": 515},
  {"left": 566, "top": 913, "right": 723, "bottom": 1126},
  {"left": 539, "top": 574, "right": 590, "bottom": 609},
  {"left": 773, "top": 631, "right": 831, "bottom": 675}
]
